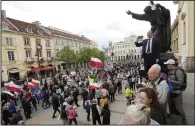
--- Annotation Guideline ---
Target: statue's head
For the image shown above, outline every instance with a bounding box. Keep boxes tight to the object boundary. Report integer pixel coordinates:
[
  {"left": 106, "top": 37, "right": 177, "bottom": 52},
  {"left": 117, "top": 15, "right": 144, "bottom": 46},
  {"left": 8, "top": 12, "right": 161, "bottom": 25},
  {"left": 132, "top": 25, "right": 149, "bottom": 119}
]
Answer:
[{"left": 144, "top": 6, "right": 152, "bottom": 13}]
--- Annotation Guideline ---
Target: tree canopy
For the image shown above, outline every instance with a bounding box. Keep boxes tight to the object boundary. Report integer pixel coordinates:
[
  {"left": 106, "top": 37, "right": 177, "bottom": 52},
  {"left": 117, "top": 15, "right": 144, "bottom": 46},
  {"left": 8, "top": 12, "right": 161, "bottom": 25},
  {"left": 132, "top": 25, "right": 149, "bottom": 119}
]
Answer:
[
  {"left": 56, "top": 46, "right": 107, "bottom": 64},
  {"left": 79, "top": 47, "right": 107, "bottom": 63},
  {"left": 56, "top": 46, "right": 78, "bottom": 63}
]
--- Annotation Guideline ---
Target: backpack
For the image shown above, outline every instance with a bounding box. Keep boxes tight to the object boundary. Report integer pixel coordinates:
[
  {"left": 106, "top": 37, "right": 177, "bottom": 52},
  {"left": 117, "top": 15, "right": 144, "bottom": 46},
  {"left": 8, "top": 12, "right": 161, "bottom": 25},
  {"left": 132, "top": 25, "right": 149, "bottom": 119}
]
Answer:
[
  {"left": 159, "top": 74, "right": 173, "bottom": 93},
  {"left": 174, "top": 68, "right": 187, "bottom": 91}
]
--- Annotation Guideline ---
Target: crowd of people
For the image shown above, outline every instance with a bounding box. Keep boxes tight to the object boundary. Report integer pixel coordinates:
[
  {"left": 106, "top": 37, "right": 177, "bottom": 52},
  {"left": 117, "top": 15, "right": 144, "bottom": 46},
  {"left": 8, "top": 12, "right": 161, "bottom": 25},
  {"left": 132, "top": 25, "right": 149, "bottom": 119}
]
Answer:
[{"left": 1, "top": 57, "right": 188, "bottom": 125}]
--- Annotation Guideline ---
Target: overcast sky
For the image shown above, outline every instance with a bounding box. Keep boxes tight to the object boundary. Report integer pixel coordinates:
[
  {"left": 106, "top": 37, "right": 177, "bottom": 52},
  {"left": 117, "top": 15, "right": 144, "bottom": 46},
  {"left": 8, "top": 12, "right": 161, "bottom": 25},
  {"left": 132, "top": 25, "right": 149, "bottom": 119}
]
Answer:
[{"left": 2, "top": 1, "right": 178, "bottom": 48}]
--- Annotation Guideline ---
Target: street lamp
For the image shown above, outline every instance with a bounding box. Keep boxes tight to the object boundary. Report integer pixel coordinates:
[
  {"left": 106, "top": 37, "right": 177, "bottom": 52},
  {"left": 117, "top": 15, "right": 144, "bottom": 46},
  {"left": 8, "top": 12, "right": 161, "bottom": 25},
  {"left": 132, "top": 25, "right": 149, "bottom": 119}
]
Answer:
[{"left": 36, "top": 44, "right": 42, "bottom": 68}]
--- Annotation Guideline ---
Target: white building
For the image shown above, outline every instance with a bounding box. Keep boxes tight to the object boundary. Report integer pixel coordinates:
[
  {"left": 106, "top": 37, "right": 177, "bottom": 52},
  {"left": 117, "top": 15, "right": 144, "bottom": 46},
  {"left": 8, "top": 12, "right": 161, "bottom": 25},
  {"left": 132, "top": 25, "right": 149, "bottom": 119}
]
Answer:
[{"left": 112, "top": 35, "right": 142, "bottom": 61}]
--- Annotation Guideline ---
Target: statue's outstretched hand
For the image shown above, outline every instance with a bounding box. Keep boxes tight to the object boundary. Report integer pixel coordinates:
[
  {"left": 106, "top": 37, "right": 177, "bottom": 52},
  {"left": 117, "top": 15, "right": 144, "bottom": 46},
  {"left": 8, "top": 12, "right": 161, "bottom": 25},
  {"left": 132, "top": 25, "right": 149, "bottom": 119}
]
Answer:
[{"left": 126, "top": 10, "right": 132, "bottom": 15}]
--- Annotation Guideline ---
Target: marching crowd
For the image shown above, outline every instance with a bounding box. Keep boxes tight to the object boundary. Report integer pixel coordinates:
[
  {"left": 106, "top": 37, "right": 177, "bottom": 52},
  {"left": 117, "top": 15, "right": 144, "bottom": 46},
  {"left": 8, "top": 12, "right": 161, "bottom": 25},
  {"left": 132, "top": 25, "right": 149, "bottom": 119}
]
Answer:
[{"left": 1, "top": 58, "right": 188, "bottom": 125}]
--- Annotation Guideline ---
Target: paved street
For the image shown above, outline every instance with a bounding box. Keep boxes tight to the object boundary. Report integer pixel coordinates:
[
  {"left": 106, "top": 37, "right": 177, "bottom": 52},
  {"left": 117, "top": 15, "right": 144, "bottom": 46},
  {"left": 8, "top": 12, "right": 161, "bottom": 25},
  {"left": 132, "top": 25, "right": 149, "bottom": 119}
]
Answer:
[
  {"left": 25, "top": 92, "right": 127, "bottom": 125},
  {"left": 24, "top": 73, "right": 194, "bottom": 125},
  {"left": 183, "top": 73, "right": 194, "bottom": 124}
]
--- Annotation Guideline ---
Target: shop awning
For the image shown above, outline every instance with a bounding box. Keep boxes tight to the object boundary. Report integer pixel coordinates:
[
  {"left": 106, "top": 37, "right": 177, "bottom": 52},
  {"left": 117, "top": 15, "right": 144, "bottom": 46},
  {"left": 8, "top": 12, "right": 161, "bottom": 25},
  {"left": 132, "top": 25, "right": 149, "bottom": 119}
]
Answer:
[
  {"left": 31, "top": 66, "right": 54, "bottom": 72},
  {"left": 9, "top": 69, "right": 19, "bottom": 73},
  {"left": 42, "top": 66, "right": 54, "bottom": 70}
]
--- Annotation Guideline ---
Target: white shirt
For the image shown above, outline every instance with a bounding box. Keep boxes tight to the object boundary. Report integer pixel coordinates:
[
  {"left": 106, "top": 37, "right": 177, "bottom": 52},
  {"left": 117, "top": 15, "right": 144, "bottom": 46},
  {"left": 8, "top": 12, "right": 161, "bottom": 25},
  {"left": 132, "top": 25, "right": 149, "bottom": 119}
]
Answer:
[{"left": 145, "top": 38, "right": 153, "bottom": 53}]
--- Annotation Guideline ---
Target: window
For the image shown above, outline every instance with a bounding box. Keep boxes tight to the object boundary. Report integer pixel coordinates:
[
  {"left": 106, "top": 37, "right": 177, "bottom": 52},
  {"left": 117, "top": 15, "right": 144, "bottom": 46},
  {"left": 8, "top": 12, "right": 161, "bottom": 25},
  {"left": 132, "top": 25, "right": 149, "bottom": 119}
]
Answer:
[
  {"left": 47, "top": 51, "right": 51, "bottom": 57},
  {"left": 24, "top": 37, "right": 30, "bottom": 45},
  {"left": 6, "top": 38, "right": 13, "bottom": 46},
  {"left": 26, "top": 27, "right": 33, "bottom": 33},
  {"left": 176, "top": 38, "right": 178, "bottom": 50},
  {"left": 7, "top": 51, "right": 15, "bottom": 61},
  {"left": 2, "top": 22, "right": 9, "bottom": 30},
  {"left": 183, "top": 22, "right": 186, "bottom": 44},
  {"left": 46, "top": 40, "right": 50, "bottom": 47},
  {"left": 26, "top": 50, "right": 31, "bottom": 57},
  {"left": 36, "top": 39, "right": 41, "bottom": 45},
  {"left": 37, "top": 51, "right": 42, "bottom": 57},
  {"left": 56, "top": 40, "right": 58, "bottom": 45},
  {"left": 55, "top": 49, "right": 59, "bottom": 56}
]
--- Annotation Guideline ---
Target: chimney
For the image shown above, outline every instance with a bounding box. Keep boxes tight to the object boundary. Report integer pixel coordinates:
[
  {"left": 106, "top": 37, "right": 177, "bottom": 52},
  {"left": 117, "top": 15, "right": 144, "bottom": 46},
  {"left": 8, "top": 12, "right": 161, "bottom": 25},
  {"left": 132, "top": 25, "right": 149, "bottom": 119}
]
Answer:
[
  {"left": 2, "top": 10, "right": 6, "bottom": 18},
  {"left": 32, "top": 21, "right": 41, "bottom": 26}
]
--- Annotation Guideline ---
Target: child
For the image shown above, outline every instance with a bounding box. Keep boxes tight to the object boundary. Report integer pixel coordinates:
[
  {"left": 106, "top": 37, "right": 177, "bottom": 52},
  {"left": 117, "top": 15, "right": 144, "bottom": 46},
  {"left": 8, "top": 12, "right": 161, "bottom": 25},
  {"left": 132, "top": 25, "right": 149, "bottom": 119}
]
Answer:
[
  {"left": 125, "top": 86, "right": 135, "bottom": 105},
  {"left": 85, "top": 100, "right": 91, "bottom": 121}
]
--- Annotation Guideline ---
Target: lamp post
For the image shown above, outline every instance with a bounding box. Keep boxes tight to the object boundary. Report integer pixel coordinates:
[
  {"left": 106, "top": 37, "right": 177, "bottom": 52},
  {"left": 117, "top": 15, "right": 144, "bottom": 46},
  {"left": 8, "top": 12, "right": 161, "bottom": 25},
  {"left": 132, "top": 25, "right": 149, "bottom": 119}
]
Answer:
[
  {"left": 108, "top": 41, "right": 114, "bottom": 62},
  {"left": 36, "top": 44, "right": 42, "bottom": 68},
  {"left": 35, "top": 44, "right": 42, "bottom": 85}
]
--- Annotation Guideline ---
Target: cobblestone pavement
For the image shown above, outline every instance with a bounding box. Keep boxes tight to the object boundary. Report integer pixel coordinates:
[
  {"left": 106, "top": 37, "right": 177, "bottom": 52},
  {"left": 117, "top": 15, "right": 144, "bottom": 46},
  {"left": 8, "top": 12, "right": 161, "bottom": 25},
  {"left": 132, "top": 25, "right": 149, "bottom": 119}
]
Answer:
[{"left": 25, "top": 91, "right": 127, "bottom": 124}]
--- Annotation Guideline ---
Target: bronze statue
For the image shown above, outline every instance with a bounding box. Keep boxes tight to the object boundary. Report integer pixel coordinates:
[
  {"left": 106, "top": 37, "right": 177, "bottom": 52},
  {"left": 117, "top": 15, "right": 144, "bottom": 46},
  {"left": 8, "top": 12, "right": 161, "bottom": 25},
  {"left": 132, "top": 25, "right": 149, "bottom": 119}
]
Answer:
[{"left": 126, "top": 1, "right": 171, "bottom": 53}]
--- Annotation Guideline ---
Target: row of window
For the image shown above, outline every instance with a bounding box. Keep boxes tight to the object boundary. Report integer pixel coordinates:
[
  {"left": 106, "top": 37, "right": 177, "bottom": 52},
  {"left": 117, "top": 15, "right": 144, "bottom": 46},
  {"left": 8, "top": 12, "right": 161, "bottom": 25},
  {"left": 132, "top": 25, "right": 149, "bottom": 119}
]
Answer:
[
  {"left": 114, "top": 45, "right": 135, "bottom": 49},
  {"left": 7, "top": 50, "right": 52, "bottom": 61},
  {"left": 114, "top": 49, "right": 139, "bottom": 54},
  {"left": 5, "top": 37, "right": 51, "bottom": 47},
  {"left": 55, "top": 39, "right": 90, "bottom": 48},
  {"left": 6, "top": 37, "right": 90, "bottom": 48},
  {"left": 171, "top": 27, "right": 179, "bottom": 39},
  {"left": 171, "top": 38, "right": 179, "bottom": 51}
]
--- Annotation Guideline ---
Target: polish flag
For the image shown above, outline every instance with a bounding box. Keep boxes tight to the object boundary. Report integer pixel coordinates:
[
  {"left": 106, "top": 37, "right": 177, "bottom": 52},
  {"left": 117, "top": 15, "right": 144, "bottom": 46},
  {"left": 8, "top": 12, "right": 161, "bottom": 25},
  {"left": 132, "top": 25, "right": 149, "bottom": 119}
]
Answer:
[
  {"left": 32, "top": 79, "right": 40, "bottom": 86},
  {"left": 28, "top": 82, "right": 35, "bottom": 89},
  {"left": 4, "top": 81, "right": 22, "bottom": 91},
  {"left": 89, "top": 82, "right": 101, "bottom": 89},
  {"left": 90, "top": 57, "right": 103, "bottom": 68}
]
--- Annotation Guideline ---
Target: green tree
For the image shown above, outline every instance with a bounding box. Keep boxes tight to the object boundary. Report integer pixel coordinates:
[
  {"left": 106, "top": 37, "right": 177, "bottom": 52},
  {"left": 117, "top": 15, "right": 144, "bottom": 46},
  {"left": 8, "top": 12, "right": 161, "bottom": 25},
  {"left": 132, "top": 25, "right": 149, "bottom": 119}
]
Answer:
[
  {"left": 56, "top": 46, "right": 78, "bottom": 66},
  {"left": 79, "top": 47, "right": 107, "bottom": 63}
]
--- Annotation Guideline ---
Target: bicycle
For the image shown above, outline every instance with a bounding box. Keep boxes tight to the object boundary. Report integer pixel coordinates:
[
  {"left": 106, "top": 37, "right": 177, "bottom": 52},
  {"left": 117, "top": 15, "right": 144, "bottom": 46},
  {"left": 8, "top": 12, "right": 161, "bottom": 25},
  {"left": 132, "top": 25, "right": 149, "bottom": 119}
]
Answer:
[{"left": 42, "top": 100, "right": 51, "bottom": 109}]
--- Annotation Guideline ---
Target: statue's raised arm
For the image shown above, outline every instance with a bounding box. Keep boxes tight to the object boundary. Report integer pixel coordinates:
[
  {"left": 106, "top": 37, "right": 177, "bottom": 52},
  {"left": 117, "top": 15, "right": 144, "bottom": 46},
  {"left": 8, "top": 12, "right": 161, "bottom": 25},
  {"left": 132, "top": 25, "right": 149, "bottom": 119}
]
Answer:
[{"left": 126, "top": 7, "right": 151, "bottom": 21}]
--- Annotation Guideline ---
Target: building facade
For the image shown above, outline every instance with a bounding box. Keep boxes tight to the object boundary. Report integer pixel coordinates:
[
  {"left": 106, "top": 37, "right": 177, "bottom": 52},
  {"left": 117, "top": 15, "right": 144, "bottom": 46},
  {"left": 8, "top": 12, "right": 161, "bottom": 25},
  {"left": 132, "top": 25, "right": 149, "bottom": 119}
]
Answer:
[
  {"left": 171, "top": 16, "right": 179, "bottom": 59},
  {"left": 173, "top": 1, "right": 194, "bottom": 71},
  {"left": 113, "top": 35, "right": 141, "bottom": 61},
  {"left": 1, "top": 10, "right": 98, "bottom": 81},
  {"left": 1, "top": 13, "right": 26, "bottom": 81}
]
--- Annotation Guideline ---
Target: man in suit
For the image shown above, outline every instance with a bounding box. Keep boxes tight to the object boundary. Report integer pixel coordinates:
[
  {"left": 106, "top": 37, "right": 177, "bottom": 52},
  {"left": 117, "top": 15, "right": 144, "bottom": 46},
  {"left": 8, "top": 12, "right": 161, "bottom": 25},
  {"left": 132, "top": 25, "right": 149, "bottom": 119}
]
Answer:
[{"left": 135, "top": 30, "right": 160, "bottom": 73}]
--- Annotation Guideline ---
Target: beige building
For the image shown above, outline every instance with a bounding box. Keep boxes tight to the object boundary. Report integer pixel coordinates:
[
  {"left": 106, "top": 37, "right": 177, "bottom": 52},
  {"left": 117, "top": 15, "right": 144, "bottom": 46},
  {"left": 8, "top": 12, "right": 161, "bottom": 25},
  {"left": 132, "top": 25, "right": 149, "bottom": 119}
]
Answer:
[
  {"left": 171, "top": 16, "right": 179, "bottom": 59},
  {"left": 1, "top": 10, "right": 98, "bottom": 81},
  {"left": 173, "top": 1, "right": 195, "bottom": 71}
]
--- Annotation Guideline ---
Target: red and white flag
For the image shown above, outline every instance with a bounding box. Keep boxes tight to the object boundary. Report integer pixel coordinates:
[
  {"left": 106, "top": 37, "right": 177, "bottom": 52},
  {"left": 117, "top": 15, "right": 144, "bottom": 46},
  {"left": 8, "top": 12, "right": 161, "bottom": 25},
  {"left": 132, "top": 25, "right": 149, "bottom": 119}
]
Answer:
[
  {"left": 90, "top": 57, "right": 103, "bottom": 68},
  {"left": 28, "top": 82, "right": 35, "bottom": 89},
  {"left": 4, "top": 81, "right": 22, "bottom": 91},
  {"left": 32, "top": 79, "right": 40, "bottom": 86},
  {"left": 89, "top": 82, "right": 101, "bottom": 89}
]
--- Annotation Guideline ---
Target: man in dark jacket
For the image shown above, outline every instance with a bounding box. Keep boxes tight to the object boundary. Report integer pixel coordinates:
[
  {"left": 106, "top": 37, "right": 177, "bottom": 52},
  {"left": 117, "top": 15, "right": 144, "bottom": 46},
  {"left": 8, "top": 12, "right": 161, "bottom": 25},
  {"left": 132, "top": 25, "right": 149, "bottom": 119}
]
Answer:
[
  {"left": 91, "top": 99, "right": 101, "bottom": 125},
  {"left": 52, "top": 93, "right": 60, "bottom": 118},
  {"left": 82, "top": 88, "right": 88, "bottom": 109},
  {"left": 135, "top": 31, "right": 160, "bottom": 73},
  {"left": 108, "top": 84, "right": 115, "bottom": 102},
  {"left": 73, "top": 88, "right": 80, "bottom": 107},
  {"left": 31, "top": 95, "right": 37, "bottom": 111}
]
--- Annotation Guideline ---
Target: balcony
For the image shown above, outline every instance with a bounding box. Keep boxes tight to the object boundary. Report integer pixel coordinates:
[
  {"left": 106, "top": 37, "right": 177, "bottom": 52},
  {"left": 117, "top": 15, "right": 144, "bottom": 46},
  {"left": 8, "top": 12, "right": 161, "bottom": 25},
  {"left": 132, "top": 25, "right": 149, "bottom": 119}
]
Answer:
[
  {"left": 35, "top": 57, "right": 45, "bottom": 62},
  {"left": 24, "top": 44, "right": 31, "bottom": 49},
  {"left": 9, "top": 60, "right": 16, "bottom": 64},
  {"left": 46, "top": 57, "right": 54, "bottom": 62},
  {"left": 25, "top": 57, "right": 35, "bottom": 63}
]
